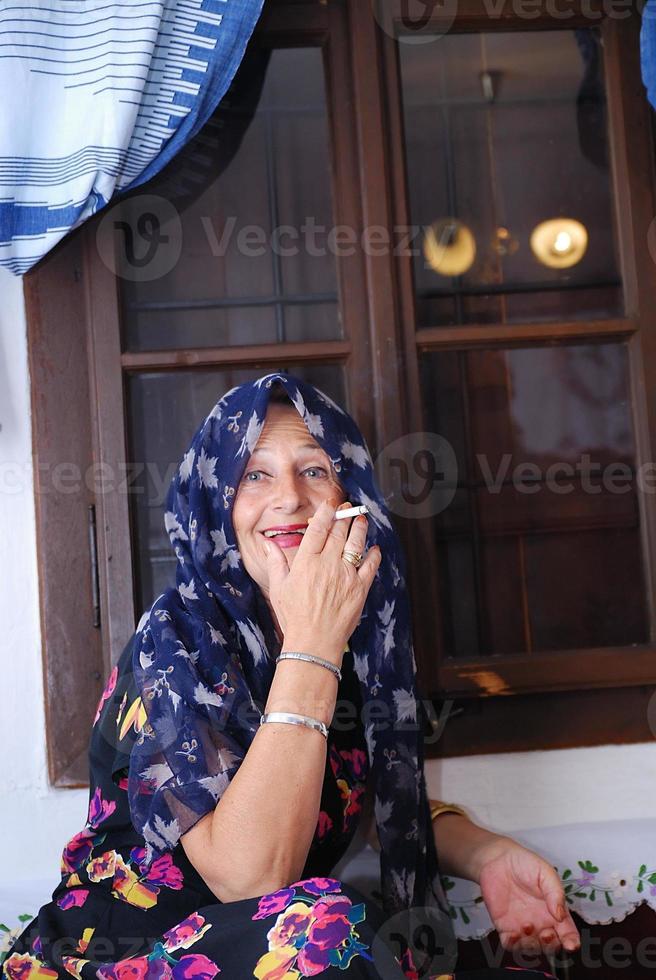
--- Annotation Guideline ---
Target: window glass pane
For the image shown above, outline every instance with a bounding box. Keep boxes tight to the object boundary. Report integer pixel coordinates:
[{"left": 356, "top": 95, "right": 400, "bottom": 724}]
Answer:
[
  {"left": 399, "top": 29, "right": 623, "bottom": 328},
  {"left": 420, "top": 342, "right": 647, "bottom": 656},
  {"left": 127, "top": 363, "right": 346, "bottom": 611},
  {"left": 120, "top": 47, "right": 340, "bottom": 351}
]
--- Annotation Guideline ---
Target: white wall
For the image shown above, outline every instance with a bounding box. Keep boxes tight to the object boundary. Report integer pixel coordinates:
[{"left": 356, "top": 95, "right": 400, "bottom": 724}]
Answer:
[
  {"left": 0, "top": 269, "right": 88, "bottom": 891},
  {"left": 1, "top": 264, "right": 655, "bottom": 889}
]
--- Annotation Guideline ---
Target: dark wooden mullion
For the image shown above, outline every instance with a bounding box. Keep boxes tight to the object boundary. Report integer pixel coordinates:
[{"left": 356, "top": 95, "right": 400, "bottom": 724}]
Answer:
[
  {"left": 120, "top": 340, "right": 351, "bottom": 371},
  {"left": 415, "top": 319, "right": 636, "bottom": 352},
  {"left": 379, "top": 17, "right": 446, "bottom": 693},
  {"left": 604, "top": 12, "right": 656, "bottom": 644},
  {"left": 83, "top": 220, "right": 138, "bottom": 668},
  {"left": 439, "top": 644, "right": 656, "bottom": 696},
  {"left": 347, "top": 2, "right": 407, "bottom": 446},
  {"left": 322, "top": 2, "right": 376, "bottom": 450},
  {"left": 24, "top": 232, "right": 106, "bottom": 787}
]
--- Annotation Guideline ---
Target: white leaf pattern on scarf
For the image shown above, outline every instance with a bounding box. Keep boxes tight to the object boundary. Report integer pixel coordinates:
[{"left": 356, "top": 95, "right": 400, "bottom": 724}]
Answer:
[
  {"left": 165, "top": 511, "right": 189, "bottom": 541},
  {"left": 355, "top": 489, "right": 393, "bottom": 530},
  {"left": 236, "top": 618, "right": 268, "bottom": 667},
  {"left": 393, "top": 688, "right": 417, "bottom": 723},
  {"left": 236, "top": 410, "right": 263, "bottom": 457},
  {"left": 178, "top": 581, "right": 198, "bottom": 602},
  {"left": 140, "top": 763, "right": 174, "bottom": 788},
  {"left": 340, "top": 439, "right": 370, "bottom": 469},
  {"left": 179, "top": 448, "right": 196, "bottom": 483},
  {"left": 199, "top": 772, "right": 231, "bottom": 800},
  {"left": 197, "top": 448, "right": 219, "bottom": 488},
  {"left": 193, "top": 683, "right": 224, "bottom": 707}
]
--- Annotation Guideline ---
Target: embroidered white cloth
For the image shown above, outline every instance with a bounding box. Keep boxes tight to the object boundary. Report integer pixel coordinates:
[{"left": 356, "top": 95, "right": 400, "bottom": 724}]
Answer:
[
  {"left": 335, "top": 819, "right": 656, "bottom": 940},
  {"left": 0, "top": 0, "right": 264, "bottom": 275}
]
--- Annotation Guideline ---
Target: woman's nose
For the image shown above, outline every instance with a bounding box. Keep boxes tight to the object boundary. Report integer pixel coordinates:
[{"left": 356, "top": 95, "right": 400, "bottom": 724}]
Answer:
[{"left": 271, "top": 474, "right": 308, "bottom": 512}]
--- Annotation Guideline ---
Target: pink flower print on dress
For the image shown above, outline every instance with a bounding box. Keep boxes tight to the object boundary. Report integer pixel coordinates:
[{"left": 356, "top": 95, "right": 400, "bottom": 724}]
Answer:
[
  {"left": 56, "top": 889, "right": 89, "bottom": 910},
  {"left": 265, "top": 902, "right": 314, "bottom": 950},
  {"left": 96, "top": 956, "right": 154, "bottom": 980},
  {"left": 87, "top": 850, "right": 117, "bottom": 882},
  {"left": 345, "top": 783, "right": 365, "bottom": 822},
  {"left": 61, "top": 829, "right": 97, "bottom": 874},
  {"left": 163, "top": 913, "right": 212, "bottom": 952},
  {"left": 396, "top": 944, "right": 420, "bottom": 980},
  {"left": 143, "top": 853, "right": 184, "bottom": 890},
  {"left": 306, "top": 908, "right": 352, "bottom": 951},
  {"left": 171, "top": 954, "right": 221, "bottom": 980},
  {"left": 87, "top": 787, "right": 117, "bottom": 829},
  {"left": 61, "top": 955, "right": 89, "bottom": 979},
  {"left": 93, "top": 665, "right": 118, "bottom": 725},
  {"left": 338, "top": 748, "right": 367, "bottom": 780},
  {"left": 111, "top": 854, "right": 158, "bottom": 909},
  {"left": 3, "top": 952, "right": 59, "bottom": 979},
  {"left": 291, "top": 877, "right": 342, "bottom": 896},
  {"left": 252, "top": 887, "right": 295, "bottom": 920},
  {"left": 311, "top": 894, "right": 354, "bottom": 919},
  {"left": 294, "top": 907, "right": 354, "bottom": 975},
  {"left": 316, "top": 810, "right": 333, "bottom": 841}
]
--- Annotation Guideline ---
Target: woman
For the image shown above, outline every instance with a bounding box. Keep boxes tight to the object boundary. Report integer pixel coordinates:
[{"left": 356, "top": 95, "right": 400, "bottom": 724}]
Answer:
[{"left": 4, "top": 373, "right": 580, "bottom": 980}]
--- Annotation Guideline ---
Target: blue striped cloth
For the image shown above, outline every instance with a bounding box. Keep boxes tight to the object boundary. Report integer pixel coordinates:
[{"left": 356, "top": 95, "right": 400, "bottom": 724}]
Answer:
[{"left": 0, "top": 0, "right": 265, "bottom": 275}]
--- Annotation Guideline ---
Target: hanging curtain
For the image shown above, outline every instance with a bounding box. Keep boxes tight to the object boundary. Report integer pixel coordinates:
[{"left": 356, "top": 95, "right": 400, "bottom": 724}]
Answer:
[{"left": 0, "top": 0, "right": 266, "bottom": 276}]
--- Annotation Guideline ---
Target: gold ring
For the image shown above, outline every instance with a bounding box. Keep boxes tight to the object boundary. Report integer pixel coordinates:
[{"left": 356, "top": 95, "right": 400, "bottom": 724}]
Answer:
[{"left": 341, "top": 550, "right": 364, "bottom": 569}]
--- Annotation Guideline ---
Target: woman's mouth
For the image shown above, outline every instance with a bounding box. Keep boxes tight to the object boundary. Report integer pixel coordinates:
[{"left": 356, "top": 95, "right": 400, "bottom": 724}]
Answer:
[{"left": 261, "top": 525, "right": 308, "bottom": 549}]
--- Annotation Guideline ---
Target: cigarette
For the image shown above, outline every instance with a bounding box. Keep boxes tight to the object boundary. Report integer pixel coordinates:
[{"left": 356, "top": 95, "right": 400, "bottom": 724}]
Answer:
[{"left": 334, "top": 504, "right": 369, "bottom": 520}]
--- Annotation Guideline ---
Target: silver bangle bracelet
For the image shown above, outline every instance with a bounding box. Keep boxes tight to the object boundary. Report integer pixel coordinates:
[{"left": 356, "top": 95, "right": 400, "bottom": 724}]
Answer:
[
  {"left": 260, "top": 711, "right": 328, "bottom": 740},
  {"left": 275, "top": 651, "right": 342, "bottom": 682}
]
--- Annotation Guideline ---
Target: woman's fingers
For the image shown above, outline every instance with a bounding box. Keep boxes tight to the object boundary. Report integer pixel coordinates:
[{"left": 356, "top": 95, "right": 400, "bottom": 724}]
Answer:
[
  {"left": 297, "top": 498, "right": 342, "bottom": 556},
  {"left": 322, "top": 500, "right": 357, "bottom": 557},
  {"left": 557, "top": 923, "right": 581, "bottom": 952},
  {"left": 263, "top": 535, "right": 291, "bottom": 589},
  {"left": 537, "top": 929, "right": 559, "bottom": 954},
  {"left": 341, "top": 512, "right": 369, "bottom": 560},
  {"left": 356, "top": 543, "right": 382, "bottom": 586}
]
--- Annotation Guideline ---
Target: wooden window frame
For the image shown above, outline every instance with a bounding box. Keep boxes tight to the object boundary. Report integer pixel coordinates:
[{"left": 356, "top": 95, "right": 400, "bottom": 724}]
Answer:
[
  {"left": 365, "top": 0, "right": 656, "bottom": 753},
  {"left": 25, "top": 0, "right": 656, "bottom": 786}
]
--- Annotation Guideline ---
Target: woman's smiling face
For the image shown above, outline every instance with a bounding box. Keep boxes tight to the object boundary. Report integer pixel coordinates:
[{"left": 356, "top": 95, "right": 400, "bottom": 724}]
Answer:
[{"left": 232, "top": 401, "right": 346, "bottom": 595}]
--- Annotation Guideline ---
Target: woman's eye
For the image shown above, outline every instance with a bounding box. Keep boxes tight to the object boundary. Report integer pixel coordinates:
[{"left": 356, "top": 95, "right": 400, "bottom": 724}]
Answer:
[{"left": 243, "top": 466, "right": 327, "bottom": 482}]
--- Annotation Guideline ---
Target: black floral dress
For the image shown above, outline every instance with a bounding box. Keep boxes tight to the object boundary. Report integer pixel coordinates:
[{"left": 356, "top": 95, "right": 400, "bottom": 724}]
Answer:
[
  {"left": 2, "top": 637, "right": 415, "bottom": 980},
  {"left": 3, "top": 639, "right": 555, "bottom": 980}
]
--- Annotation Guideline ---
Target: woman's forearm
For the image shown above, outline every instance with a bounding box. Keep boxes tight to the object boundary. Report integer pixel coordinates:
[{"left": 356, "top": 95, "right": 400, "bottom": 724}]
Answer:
[
  {"left": 181, "top": 638, "right": 342, "bottom": 903},
  {"left": 431, "top": 812, "right": 510, "bottom": 883}
]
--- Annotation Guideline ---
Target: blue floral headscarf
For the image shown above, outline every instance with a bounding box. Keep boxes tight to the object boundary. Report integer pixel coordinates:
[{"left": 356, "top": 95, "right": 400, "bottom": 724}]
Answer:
[{"left": 128, "top": 371, "right": 449, "bottom": 921}]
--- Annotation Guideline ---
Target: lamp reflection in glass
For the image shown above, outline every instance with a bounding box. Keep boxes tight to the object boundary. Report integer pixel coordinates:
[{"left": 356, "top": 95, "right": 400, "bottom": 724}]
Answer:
[
  {"left": 530, "top": 218, "right": 588, "bottom": 269},
  {"left": 423, "top": 217, "right": 476, "bottom": 277}
]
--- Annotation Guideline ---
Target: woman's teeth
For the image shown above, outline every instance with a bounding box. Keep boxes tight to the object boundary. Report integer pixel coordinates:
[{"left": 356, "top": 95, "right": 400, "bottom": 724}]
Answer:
[{"left": 263, "top": 528, "right": 307, "bottom": 538}]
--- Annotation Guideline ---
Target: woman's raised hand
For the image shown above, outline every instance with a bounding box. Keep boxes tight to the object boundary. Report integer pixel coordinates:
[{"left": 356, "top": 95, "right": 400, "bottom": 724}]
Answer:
[{"left": 264, "top": 498, "right": 381, "bottom": 663}]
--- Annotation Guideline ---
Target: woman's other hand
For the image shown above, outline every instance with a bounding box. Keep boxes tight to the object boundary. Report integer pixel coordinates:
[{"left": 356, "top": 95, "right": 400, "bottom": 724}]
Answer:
[
  {"left": 264, "top": 498, "right": 381, "bottom": 661},
  {"left": 476, "top": 837, "right": 581, "bottom": 957}
]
